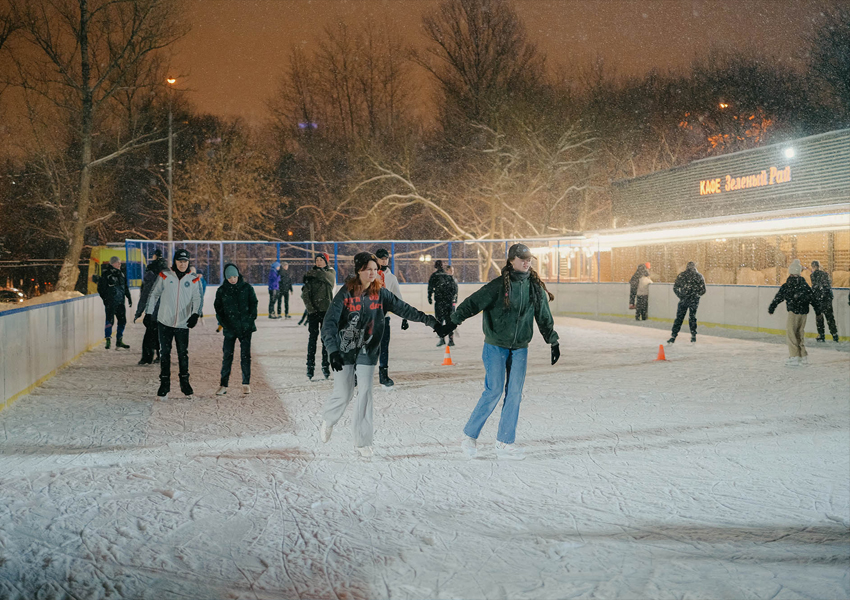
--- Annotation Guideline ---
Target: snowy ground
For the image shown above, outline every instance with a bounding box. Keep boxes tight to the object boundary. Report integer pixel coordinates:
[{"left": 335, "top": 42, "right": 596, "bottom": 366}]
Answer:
[{"left": 1, "top": 315, "right": 848, "bottom": 600}]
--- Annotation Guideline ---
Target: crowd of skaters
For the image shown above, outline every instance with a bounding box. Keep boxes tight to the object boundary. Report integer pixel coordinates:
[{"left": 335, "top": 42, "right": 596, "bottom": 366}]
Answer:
[{"left": 93, "top": 243, "right": 843, "bottom": 460}]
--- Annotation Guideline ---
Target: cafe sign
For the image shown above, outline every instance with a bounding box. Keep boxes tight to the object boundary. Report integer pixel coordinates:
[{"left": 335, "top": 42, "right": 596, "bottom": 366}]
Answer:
[{"left": 699, "top": 165, "right": 791, "bottom": 196}]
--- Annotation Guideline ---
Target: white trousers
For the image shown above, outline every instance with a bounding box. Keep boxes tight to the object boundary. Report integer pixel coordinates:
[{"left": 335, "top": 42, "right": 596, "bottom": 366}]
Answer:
[{"left": 322, "top": 363, "right": 376, "bottom": 448}]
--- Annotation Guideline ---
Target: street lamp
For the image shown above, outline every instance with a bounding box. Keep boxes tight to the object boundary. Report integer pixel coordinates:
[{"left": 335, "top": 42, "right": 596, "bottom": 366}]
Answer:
[{"left": 166, "top": 77, "right": 177, "bottom": 259}]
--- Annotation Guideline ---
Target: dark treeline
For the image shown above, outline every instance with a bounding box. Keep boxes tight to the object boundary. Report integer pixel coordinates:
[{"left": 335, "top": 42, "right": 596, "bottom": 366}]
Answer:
[{"left": 0, "top": 0, "right": 848, "bottom": 291}]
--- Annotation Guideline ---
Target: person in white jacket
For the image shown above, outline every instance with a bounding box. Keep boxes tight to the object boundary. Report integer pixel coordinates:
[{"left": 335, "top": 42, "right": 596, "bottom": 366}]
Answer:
[
  {"left": 635, "top": 271, "right": 652, "bottom": 321},
  {"left": 145, "top": 248, "right": 203, "bottom": 400},
  {"left": 375, "top": 248, "right": 408, "bottom": 387}
]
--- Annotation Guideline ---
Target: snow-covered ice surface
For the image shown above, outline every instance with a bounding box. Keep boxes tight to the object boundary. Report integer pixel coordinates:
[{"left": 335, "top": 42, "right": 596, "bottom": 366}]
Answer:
[{"left": 1, "top": 316, "right": 848, "bottom": 600}]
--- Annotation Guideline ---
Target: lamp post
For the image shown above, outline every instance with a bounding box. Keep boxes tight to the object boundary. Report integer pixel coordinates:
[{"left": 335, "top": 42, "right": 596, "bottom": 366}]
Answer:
[{"left": 166, "top": 77, "right": 177, "bottom": 259}]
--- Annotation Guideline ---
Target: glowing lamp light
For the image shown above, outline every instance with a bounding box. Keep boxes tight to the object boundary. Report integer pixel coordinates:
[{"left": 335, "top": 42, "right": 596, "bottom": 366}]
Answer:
[
  {"left": 784, "top": 147, "right": 795, "bottom": 159},
  {"left": 166, "top": 77, "right": 176, "bottom": 85},
  {"left": 719, "top": 102, "right": 729, "bottom": 109}
]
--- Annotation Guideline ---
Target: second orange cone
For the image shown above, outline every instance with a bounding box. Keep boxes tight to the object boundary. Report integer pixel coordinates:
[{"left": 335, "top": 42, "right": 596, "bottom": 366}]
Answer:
[
  {"left": 441, "top": 345, "right": 454, "bottom": 366},
  {"left": 654, "top": 344, "right": 668, "bottom": 361}
]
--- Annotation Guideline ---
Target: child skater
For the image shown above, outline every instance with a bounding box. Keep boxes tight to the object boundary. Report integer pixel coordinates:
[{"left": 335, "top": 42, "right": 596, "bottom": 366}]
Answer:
[
  {"left": 214, "top": 263, "right": 258, "bottom": 395},
  {"left": 441, "top": 243, "right": 560, "bottom": 460},
  {"left": 319, "top": 252, "right": 453, "bottom": 457}
]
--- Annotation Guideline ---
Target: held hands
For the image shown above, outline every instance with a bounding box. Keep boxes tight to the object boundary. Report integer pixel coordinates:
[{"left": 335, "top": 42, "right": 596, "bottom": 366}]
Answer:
[
  {"left": 434, "top": 321, "right": 457, "bottom": 338},
  {"left": 551, "top": 343, "right": 560, "bottom": 366},
  {"left": 187, "top": 314, "right": 199, "bottom": 328},
  {"left": 329, "top": 351, "right": 344, "bottom": 372},
  {"left": 401, "top": 319, "right": 409, "bottom": 330}
]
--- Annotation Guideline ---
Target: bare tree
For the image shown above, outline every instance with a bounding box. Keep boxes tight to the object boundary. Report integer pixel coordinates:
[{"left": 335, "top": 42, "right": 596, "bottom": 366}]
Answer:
[
  {"left": 807, "top": 5, "right": 850, "bottom": 125},
  {"left": 9, "top": 0, "right": 186, "bottom": 290}
]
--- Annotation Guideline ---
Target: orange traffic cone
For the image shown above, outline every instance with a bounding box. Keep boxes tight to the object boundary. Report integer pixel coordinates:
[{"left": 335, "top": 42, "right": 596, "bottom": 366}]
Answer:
[
  {"left": 441, "top": 345, "right": 454, "bottom": 366},
  {"left": 654, "top": 344, "right": 668, "bottom": 362}
]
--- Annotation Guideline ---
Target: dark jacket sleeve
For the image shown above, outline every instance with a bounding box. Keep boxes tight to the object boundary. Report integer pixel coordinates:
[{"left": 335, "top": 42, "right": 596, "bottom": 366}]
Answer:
[
  {"left": 136, "top": 271, "right": 155, "bottom": 319},
  {"left": 381, "top": 288, "right": 438, "bottom": 328},
  {"left": 214, "top": 287, "right": 229, "bottom": 329},
  {"left": 451, "top": 280, "right": 498, "bottom": 325},
  {"left": 427, "top": 272, "right": 437, "bottom": 303},
  {"left": 698, "top": 275, "right": 706, "bottom": 297},
  {"left": 302, "top": 273, "right": 316, "bottom": 313},
  {"left": 769, "top": 284, "right": 786, "bottom": 313},
  {"left": 533, "top": 294, "right": 559, "bottom": 345},
  {"left": 320, "top": 288, "right": 347, "bottom": 355},
  {"left": 97, "top": 268, "right": 108, "bottom": 301},
  {"left": 123, "top": 272, "right": 132, "bottom": 304},
  {"left": 249, "top": 285, "right": 258, "bottom": 322},
  {"left": 451, "top": 278, "right": 458, "bottom": 303}
]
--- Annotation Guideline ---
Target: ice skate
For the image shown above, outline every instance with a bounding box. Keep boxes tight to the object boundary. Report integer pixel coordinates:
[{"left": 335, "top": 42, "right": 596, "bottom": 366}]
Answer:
[
  {"left": 461, "top": 436, "right": 477, "bottom": 458},
  {"left": 448, "top": 338, "right": 455, "bottom": 347},
  {"left": 105, "top": 338, "right": 111, "bottom": 349},
  {"left": 436, "top": 338, "right": 446, "bottom": 347},
  {"left": 322, "top": 367, "right": 330, "bottom": 380},
  {"left": 833, "top": 334, "right": 840, "bottom": 342},
  {"left": 242, "top": 384, "right": 251, "bottom": 394},
  {"left": 690, "top": 334, "right": 696, "bottom": 343},
  {"left": 667, "top": 337, "right": 676, "bottom": 344},
  {"left": 215, "top": 386, "right": 227, "bottom": 395},
  {"left": 785, "top": 357, "right": 800, "bottom": 367},
  {"left": 156, "top": 377, "right": 170, "bottom": 401},
  {"left": 179, "top": 376, "right": 194, "bottom": 398},
  {"left": 799, "top": 356, "right": 809, "bottom": 366},
  {"left": 320, "top": 421, "right": 333, "bottom": 443},
  {"left": 115, "top": 337, "right": 130, "bottom": 349},
  {"left": 816, "top": 335, "right": 825, "bottom": 342},
  {"left": 379, "top": 367, "right": 394, "bottom": 387},
  {"left": 495, "top": 441, "right": 525, "bottom": 460},
  {"left": 356, "top": 446, "right": 373, "bottom": 458}
]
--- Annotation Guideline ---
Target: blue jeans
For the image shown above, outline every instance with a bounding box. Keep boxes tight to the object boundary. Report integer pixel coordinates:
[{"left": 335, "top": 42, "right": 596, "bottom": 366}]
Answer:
[{"left": 463, "top": 344, "right": 528, "bottom": 444}]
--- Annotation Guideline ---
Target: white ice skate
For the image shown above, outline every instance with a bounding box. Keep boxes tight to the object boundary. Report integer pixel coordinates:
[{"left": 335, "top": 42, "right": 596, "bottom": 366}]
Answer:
[
  {"left": 242, "top": 384, "right": 251, "bottom": 394},
  {"left": 798, "top": 356, "right": 809, "bottom": 366},
  {"left": 320, "top": 421, "right": 333, "bottom": 443},
  {"left": 495, "top": 441, "right": 525, "bottom": 460},
  {"left": 356, "top": 446, "right": 373, "bottom": 458},
  {"left": 215, "top": 386, "right": 227, "bottom": 396},
  {"left": 785, "top": 357, "right": 800, "bottom": 367},
  {"left": 461, "top": 436, "right": 477, "bottom": 458}
]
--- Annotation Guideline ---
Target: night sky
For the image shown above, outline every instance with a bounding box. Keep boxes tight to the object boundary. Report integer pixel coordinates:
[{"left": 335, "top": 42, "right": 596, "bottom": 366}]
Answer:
[{"left": 171, "top": 0, "right": 838, "bottom": 123}]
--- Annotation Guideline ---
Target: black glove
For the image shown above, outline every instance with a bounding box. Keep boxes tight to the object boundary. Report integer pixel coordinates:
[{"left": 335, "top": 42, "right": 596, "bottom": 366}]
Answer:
[
  {"left": 401, "top": 319, "right": 409, "bottom": 330},
  {"left": 187, "top": 314, "right": 199, "bottom": 328},
  {"left": 329, "top": 351, "right": 344, "bottom": 372},
  {"left": 428, "top": 297, "right": 432, "bottom": 305},
  {"left": 551, "top": 343, "right": 560, "bottom": 366},
  {"left": 143, "top": 314, "right": 154, "bottom": 328},
  {"left": 128, "top": 299, "right": 132, "bottom": 307},
  {"left": 768, "top": 308, "right": 774, "bottom": 315},
  {"left": 434, "top": 321, "right": 457, "bottom": 338}
]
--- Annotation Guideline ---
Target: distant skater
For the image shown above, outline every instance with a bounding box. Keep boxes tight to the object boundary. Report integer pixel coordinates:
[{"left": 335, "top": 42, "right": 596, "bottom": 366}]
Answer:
[
  {"left": 447, "top": 244, "right": 560, "bottom": 460},
  {"left": 635, "top": 269, "right": 652, "bottom": 320},
  {"left": 319, "top": 252, "right": 450, "bottom": 458},
  {"left": 135, "top": 249, "right": 167, "bottom": 364},
  {"left": 98, "top": 256, "right": 132, "bottom": 350},
  {"left": 808, "top": 260, "right": 838, "bottom": 342},
  {"left": 668, "top": 262, "right": 706, "bottom": 344}
]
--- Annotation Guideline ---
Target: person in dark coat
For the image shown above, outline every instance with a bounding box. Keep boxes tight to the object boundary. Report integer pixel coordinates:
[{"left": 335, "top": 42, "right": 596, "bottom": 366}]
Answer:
[
  {"left": 667, "top": 262, "right": 706, "bottom": 344},
  {"left": 97, "top": 256, "right": 132, "bottom": 350},
  {"left": 808, "top": 261, "right": 838, "bottom": 342},
  {"left": 135, "top": 250, "right": 167, "bottom": 364},
  {"left": 448, "top": 244, "right": 560, "bottom": 460},
  {"left": 629, "top": 264, "right": 649, "bottom": 309},
  {"left": 428, "top": 260, "right": 458, "bottom": 346},
  {"left": 302, "top": 253, "right": 335, "bottom": 380},
  {"left": 214, "top": 263, "right": 258, "bottom": 395},
  {"left": 319, "top": 252, "right": 446, "bottom": 458},
  {"left": 769, "top": 259, "right": 814, "bottom": 366},
  {"left": 279, "top": 262, "right": 294, "bottom": 319}
]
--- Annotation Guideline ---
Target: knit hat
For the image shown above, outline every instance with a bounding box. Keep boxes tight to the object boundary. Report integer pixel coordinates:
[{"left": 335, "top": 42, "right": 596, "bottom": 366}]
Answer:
[
  {"left": 271, "top": 261, "right": 280, "bottom": 270},
  {"left": 109, "top": 256, "right": 120, "bottom": 266},
  {"left": 152, "top": 249, "right": 163, "bottom": 259},
  {"left": 354, "top": 252, "right": 378, "bottom": 273},
  {"left": 174, "top": 248, "right": 190, "bottom": 261},
  {"left": 316, "top": 252, "right": 329, "bottom": 267},
  {"left": 224, "top": 265, "right": 239, "bottom": 279},
  {"left": 508, "top": 243, "right": 532, "bottom": 261},
  {"left": 788, "top": 259, "right": 803, "bottom": 276},
  {"left": 375, "top": 248, "right": 390, "bottom": 259}
]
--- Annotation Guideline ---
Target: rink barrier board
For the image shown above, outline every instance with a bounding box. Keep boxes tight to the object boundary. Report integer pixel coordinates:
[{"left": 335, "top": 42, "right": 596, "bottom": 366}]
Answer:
[{"left": 2, "top": 282, "right": 848, "bottom": 409}]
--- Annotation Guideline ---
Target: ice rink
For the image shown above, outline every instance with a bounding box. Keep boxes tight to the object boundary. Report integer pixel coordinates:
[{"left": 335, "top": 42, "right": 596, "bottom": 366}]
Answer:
[{"left": 1, "top": 315, "right": 848, "bottom": 599}]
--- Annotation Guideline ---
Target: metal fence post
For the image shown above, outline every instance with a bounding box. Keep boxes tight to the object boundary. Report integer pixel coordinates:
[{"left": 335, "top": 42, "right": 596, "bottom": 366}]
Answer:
[
  {"left": 391, "top": 241, "right": 395, "bottom": 273},
  {"left": 219, "top": 242, "right": 224, "bottom": 284},
  {"left": 333, "top": 243, "right": 339, "bottom": 284}
]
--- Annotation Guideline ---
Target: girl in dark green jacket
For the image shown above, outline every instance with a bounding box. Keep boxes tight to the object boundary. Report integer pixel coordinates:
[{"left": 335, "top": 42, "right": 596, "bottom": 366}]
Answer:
[{"left": 446, "top": 244, "right": 560, "bottom": 460}]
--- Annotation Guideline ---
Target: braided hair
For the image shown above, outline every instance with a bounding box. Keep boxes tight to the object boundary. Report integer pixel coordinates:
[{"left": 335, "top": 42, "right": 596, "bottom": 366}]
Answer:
[{"left": 501, "top": 261, "right": 554, "bottom": 308}]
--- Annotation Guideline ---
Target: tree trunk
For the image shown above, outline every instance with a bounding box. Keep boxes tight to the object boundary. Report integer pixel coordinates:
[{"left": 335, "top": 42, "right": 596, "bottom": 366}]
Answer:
[{"left": 56, "top": 0, "right": 92, "bottom": 292}]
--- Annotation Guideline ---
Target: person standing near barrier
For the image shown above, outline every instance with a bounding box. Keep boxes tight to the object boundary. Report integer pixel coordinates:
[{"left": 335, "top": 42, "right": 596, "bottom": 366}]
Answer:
[
  {"left": 374, "top": 247, "right": 408, "bottom": 387},
  {"left": 769, "top": 259, "right": 814, "bottom": 366},
  {"left": 214, "top": 263, "right": 258, "bottom": 395},
  {"left": 302, "top": 253, "right": 335, "bottom": 380},
  {"left": 635, "top": 269, "right": 652, "bottom": 321},
  {"left": 808, "top": 261, "right": 839, "bottom": 343},
  {"left": 628, "top": 264, "right": 649, "bottom": 311},
  {"left": 279, "top": 262, "right": 293, "bottom": 319},
  {"left": 667, "top": 262, "right": 706, "bottom": 344},
  {"left": 319, "top": 252, "right": 447, "bottom": 458},
  {"left": 428, "top": 260, "right": 458, "bottom": 347},
  {"left": 448, "top": 244, "right": 560, "bottom": 460},
  {"left": 135, "top": 249, "right": 167, "bottom": 364},
  {"left": 145, "top": 248, "right": 203, "bottom": 399},
  {"left": 98, "top": 256, "right": 132, "bottom": 350},
  {"left": 268, "top": 261, "right": 281, "bottom": 319}
]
